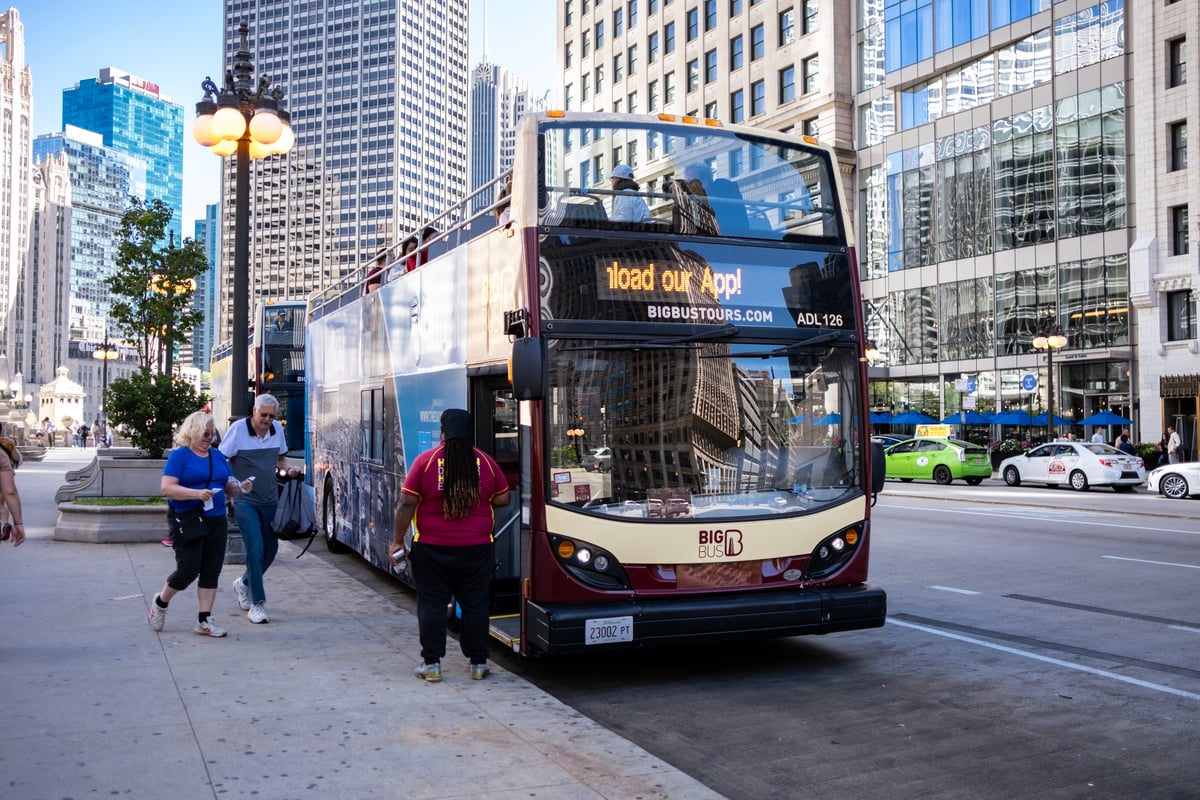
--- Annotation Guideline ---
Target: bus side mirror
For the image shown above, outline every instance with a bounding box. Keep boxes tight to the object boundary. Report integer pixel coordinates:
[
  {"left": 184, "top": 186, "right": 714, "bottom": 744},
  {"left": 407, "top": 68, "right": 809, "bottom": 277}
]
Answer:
[
  {"left": 870, "top": 440, "right": 886, "bottom": 496},
  {"left": 510, "top": 337, "right": 547, "bottom": 401}
]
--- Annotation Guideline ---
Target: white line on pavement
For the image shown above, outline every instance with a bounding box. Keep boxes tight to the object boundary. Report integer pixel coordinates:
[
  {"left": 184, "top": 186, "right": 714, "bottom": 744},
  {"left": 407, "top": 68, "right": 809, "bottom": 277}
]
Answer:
[
  {"left": 886, "top": 504, "right": 1200, "bottom": 535},
  {"left": 1102, "top": 555, "right": 1200, "bottom": 570},
  {"left": 928, "top": 585, "right": 981, "bottom": 595}
]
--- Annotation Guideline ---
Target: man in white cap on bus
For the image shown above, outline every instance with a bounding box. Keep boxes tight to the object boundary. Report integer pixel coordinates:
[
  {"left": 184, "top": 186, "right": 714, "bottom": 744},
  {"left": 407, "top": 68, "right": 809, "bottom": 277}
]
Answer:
[{"left": 608, "top": 163, "right": 652, "bottom": 223}]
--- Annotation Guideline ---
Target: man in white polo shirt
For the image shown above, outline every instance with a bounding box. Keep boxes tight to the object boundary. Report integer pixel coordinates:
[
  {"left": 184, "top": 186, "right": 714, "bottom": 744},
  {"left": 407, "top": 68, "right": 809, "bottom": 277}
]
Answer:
[{"left": 220, "top": 394, "right": 293, "bottom": 624}]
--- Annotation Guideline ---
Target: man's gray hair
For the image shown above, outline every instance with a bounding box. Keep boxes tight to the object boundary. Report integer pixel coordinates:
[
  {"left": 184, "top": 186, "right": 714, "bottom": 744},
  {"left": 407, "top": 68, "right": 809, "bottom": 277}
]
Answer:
[{"left": 255, "top": 393, "right": 280, "bottom": 411}]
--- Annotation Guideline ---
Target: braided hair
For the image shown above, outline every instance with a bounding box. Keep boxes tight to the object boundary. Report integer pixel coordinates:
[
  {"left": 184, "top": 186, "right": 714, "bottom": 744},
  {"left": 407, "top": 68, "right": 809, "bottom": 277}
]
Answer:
[{"left": 441, "top": 437, "right": 480, "bottom": 519}]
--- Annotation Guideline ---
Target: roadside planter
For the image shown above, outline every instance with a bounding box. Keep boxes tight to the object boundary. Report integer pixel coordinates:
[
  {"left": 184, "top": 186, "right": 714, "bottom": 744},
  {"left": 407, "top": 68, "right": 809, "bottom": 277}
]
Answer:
[{"left": 53, "top": 449, "right": 169, "bottom": 543}]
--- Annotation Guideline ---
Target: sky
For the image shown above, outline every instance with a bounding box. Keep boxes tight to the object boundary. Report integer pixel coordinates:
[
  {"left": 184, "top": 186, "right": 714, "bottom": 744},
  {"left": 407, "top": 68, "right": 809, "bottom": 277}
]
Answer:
[{"left": 17, "top": 0, "right": 557, "bottom": 232}]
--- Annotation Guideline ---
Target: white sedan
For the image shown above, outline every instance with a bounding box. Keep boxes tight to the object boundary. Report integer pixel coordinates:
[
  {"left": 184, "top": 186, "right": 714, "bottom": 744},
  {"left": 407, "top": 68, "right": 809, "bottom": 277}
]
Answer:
[
  {"left": 1147, "top": 462, "right": 1200, "bottom": 499},
  {"left": 999, "top": 441, "right": 1145, "bottom": 492}
]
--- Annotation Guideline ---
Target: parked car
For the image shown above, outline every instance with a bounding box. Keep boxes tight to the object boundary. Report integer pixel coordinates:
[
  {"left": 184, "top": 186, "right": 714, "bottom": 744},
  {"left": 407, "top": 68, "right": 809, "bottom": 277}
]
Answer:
[
  {"left": 871, "top": 434, "right": 907, "bottom": 450},
  {"left": 999, "top": 441, "right": 1145, "bottom": 492},
  {"left": 1147, "top": 462, "right": 1200, "bottom": 499},
  {"left": 884, "top": 437, "right": 992, "bottom": 485},
  {"left": 581, "top": 446, "right": 612, "bottom": 472}
]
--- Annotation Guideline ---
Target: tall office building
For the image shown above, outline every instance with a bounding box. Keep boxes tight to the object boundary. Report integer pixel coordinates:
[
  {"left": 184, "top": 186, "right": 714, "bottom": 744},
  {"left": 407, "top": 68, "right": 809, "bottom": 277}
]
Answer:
[
  {"left": 213, "top": 1, "right": 470, "bottom": 342},
  {"left": 852, "top": 3, "right": 1145, "bottom": 437},
  {"left": 1129, "top": 1, "right": 1198, "bottom": 444},
  {"left": 61, "top": 67, "right": 185, "bottom": 246},
  {"left": 0, "top": 8, "right": 33, "bottom": 368},
  {"left": 24, "top": 152, "right": 72, "bottom": 391},
  {"left": 33, "top": 126, "right": 148, "bottom": 341},
  {"left": 470, "top": 62, "right": 548, "bottom": 211},
  {"left": 558, "top": 0, "right": 855, "bottom": 178},
  {"left": 186, "top": 204, "right": 220, "bottom": 375}
]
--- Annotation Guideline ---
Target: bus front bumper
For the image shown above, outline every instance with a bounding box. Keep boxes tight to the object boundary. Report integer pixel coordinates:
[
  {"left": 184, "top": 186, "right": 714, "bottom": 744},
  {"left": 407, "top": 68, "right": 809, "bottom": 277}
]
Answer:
[{"left": 525, "top": 584, "right": 886, "bottom": 656}]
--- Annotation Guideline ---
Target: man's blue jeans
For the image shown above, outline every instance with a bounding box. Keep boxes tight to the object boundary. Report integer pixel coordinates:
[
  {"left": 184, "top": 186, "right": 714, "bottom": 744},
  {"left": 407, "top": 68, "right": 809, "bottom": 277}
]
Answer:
[{"left": 235, "top": 501, "right": 278, "bottom": 604}]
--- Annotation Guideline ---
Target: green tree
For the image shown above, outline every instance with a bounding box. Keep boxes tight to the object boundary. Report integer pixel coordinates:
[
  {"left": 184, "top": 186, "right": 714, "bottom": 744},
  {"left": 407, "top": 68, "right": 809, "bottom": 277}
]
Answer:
[
  {"left": 105, "top": 368, "right": 200, "bottom": 455},
  {"left": 107, "top": 197, "right": 210, "bottom": 372}
]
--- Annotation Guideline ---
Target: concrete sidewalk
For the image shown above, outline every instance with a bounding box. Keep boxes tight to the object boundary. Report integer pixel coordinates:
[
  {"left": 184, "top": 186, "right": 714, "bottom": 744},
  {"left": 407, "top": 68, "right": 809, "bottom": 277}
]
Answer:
[{"left": 0, "top": 447, "right": 722, "bottom": 799}]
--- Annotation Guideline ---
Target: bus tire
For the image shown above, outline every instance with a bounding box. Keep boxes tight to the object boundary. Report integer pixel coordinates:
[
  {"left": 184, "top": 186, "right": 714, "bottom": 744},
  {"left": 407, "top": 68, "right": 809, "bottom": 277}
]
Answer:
[{"left": 323, "top": 481, "right": 352, "bottom": 554}]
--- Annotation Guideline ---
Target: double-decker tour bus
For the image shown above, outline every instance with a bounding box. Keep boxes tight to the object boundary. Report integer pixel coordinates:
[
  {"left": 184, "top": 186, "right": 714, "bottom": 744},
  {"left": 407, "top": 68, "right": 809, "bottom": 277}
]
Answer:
[
  {"left": 307, "top": 112, "right": 886, "bottom": 656},
  {"left": 210, "top": 299, "right": 307, "bottom": 457}
]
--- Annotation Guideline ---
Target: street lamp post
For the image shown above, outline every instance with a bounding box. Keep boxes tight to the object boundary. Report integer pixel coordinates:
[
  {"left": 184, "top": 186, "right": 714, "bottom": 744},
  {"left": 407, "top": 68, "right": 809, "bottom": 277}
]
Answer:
[
  {"left": 1032, "top": 324, "right": 1068, "bottom": 442},
  {"left": 93, "top": 339, "right": 119, "bottom": 440},
  {"left": 567, "top": 427, "right": 585, "bottom": 461},
  {"left": 192, "top": 21, "right": 294, "bottom": 420}
]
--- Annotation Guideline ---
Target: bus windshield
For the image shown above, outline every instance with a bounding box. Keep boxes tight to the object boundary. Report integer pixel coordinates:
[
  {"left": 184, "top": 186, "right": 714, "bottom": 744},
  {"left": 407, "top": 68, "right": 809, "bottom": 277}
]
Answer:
[
  {"left": 546, "top": 337, "right": 862, "bottom": 520},
  {"left": 539, "top": 118, "right": 844, "bottom": 243}
]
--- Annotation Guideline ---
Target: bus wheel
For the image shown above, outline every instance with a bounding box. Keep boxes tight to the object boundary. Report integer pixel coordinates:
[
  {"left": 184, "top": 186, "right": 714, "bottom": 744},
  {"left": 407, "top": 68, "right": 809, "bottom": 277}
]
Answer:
[{"left": 323, "top": 482, "right": 351, "bottom": 554}]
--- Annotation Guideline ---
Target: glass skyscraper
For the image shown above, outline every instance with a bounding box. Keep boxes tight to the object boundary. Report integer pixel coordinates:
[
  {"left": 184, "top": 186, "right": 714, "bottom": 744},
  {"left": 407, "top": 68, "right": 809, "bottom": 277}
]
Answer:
[{"left": 61, "top": 67, "right": 185, "bottom": 246}]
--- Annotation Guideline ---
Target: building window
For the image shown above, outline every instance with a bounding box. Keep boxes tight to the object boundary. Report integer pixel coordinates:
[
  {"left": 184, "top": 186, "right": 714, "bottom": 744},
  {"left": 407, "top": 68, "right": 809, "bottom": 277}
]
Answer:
[
  {"left": 730, "top": 88, "right": 745, "bottom": 122},
  {"left": 779, "top": 8, "right": 795, "bottom": 45},
  {"left": 614, "top": 7, "right": 624, "bottom": 35},
  {"left": 1171, "top": 121, "right": 1188, "bottom": 171},
  {"left": 802, "top": 0, "right": 817, "bottom": 34},
  {"left": 750, "top": 79, "right": 765, "bottom": 116},
  {"left": 629, "top": 0, "right": 639, "bottom": 27},
  {"left": 730, "top": 0, "right": 742, "bottom": 15},
  {"left": 1167, "top": 290, "right": 1196, "bottom": 341},
  {"left": 628, "top": 90, "right": 639, "bottom": 112},
  {"left": 1172, "top": 205, "right": 1190, "bottom": 255},
  {"left": 649, "top": 79, "right": 659, "bottom": 110},
  {"left": 802, "top": 55, "right": 819, "bottom": 93},
  {"left": 595, "top": 66, "right": 605, "bottom": 92},
  {"left": 565, "top": 42, "right": 574, "bottom": 68},
  {"left": 705, "top": 0, "right": 717, "bottom": 30},
  {"left": 803, "top": 117, "right": 818, "bottom": 137},
  {"left": 582, "top": 73, "right": 591, "bottom": 100},
  {"left": 650, "top": 0, "right": 658, "bottom": 12},
  {"left": 779, "top": 65, "right": 796, "bottom": 103},
  {"left": 628, "top": 44, "right": 639, "bottom": 75},
  {"left": 687, "top": 59, "right": 700, "bottom": 92},
  {"left": 705, "top": 49, "right": 718, "bottom": 82},
  {"left": 1169, "top": 37, "right": 1186, "bottom": 88},
  {"left": 686, "top": 8, "right": 698, "bottom": 41},
  {"left": 596, "top": 21, "right": 605, "bottom": 48},
  {"left": 730, "top": 35, "right": 744, "bottom": 69},
  {"left": 750, "top": 24, "right": 764, "bottom": 60},
  {"left": 665, "top": 21, "right": 676, "bottom": 52},
  {"left": 565, "top": 84, "right": 574, "bottom": 110},
  {"left": 614, "top": 54, "right": 624, "bottom": 82},
  {"left": 705, "top": 100, "right": 718, "bottom": 118},
  {"left": 566, "top": 0, "right": 574, "bottom": 27},
  {"left": 665, "top": 71, "right": 676, "bottom": 103},
  {"left": 583, "top": 30, "right": 591, "bottom": 56},
  {"left": 649, "top": 31, "right": 659, "bottom": 62}
]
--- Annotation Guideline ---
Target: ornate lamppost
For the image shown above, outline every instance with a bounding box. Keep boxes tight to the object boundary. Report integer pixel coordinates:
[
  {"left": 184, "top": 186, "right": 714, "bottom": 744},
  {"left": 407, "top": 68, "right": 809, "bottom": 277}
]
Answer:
[
  {"left": 93, "top": 338, "right": 119, "bottom": 441},
  {"left": 192, "top": 21, "right": 294, "bottom": 420},
  {"left": 1032, "top": 323, "right": 1067, "bottom": 442}
]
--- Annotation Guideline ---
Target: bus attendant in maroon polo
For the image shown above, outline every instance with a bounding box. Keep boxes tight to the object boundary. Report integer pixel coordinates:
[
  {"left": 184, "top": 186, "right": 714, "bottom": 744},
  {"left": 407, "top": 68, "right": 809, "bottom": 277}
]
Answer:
[{"left": 390, "top": 409, "right": 509, "bottom": 682}]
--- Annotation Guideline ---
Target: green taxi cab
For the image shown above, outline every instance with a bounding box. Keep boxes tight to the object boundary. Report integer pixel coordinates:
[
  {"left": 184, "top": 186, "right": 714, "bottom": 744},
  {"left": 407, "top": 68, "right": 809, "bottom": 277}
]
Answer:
[{"left": 884, "top": 437, "right": 993, "bottom": 485}]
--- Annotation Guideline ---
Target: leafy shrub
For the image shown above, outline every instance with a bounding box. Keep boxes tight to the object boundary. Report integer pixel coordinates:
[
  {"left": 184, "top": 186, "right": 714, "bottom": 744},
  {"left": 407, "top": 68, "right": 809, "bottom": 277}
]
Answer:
[
  {"left": 990, "top": 438, "right": 1025, "bottom": 456},
  {"left": 105, "top": 367, "right": 200, "bottom": 455}
]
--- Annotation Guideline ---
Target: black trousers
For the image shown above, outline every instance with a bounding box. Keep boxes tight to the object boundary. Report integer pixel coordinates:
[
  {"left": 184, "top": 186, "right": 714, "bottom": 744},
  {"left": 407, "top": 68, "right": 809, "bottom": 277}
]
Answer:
[
  {"left": 166, "top": 515, "right": 228, "bottom": 591},
  {"left": 410, "top": 542, "right": 494, "bottom": 664}
]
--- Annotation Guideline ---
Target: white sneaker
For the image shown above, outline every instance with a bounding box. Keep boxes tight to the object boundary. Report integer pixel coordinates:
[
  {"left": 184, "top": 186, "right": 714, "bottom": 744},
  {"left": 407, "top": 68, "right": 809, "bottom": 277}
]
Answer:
[
  {"left": 233, "top": 577, "right": 251, "bottom": 611},
  {"left": 147, "top": 596, "right": 166, "bottom": 631},
  {"left": 248, "top": 602, "right": 269, "bottom": 624},
  {"left": 194, "top": 619, "right": 227, "bottom": 637}
]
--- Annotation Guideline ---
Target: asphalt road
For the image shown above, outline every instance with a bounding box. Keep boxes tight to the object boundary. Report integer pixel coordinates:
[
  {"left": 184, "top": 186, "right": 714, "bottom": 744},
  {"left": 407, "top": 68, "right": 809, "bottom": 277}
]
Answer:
[{"left": 315, "top": 477, "right": 1200, "bottom": 799}]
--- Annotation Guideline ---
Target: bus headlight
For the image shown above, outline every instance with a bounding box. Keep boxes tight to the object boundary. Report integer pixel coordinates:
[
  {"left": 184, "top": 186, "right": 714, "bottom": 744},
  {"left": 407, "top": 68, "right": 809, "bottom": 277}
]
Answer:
[
  {"left": 548, "top": 535, "right": 629, "bottom": 590},
  {"left": 803, "top": 526, "right": 861, "bottom": 581}
]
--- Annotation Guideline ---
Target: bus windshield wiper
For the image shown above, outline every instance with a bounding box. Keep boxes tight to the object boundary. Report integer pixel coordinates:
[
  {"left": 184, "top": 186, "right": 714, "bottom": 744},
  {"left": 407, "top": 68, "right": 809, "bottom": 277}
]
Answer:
[{"left": 707, "top": 330, "right": 843, "bottom": 359}]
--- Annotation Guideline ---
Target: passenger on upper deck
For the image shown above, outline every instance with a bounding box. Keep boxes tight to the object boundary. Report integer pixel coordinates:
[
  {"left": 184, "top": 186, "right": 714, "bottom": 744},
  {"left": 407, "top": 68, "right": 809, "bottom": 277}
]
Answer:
[
  {"left": 495, "top": 175, "right": 513, "bottom": 225},
  {"left": 404, "top": 227, "right": 437, "bottom": 272},
  {"left": 683, "top": 162, "right": 749, "bottom": 232},
  {"left": 364, "top": 249, "right": 387, "bottom": 295},
  {"left": 607, "top": 164, "right": 651, "bottom": 223}
]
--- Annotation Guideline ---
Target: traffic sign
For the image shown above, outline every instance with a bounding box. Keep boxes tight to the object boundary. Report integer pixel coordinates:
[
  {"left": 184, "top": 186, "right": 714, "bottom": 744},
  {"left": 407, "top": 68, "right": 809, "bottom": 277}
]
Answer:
[{"left": 1021, "top": 373, "right": 1037, "bottom": 392}]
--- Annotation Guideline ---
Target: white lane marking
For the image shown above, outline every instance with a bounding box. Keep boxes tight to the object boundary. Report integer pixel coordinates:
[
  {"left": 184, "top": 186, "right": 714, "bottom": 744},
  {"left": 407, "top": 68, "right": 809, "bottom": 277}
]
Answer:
[
  {"left": 886, "top": 503, "right": 1200, "bottom": 535},
  {"left": 1102, "top": 555, "right": 1200, "bottom": 570},
  {"left": 889, "top": 618, "right": 1200, "bottom": 702},
  {"left": 1169, "top": 625, "right": 1200, "bottom": 635},
  {"left": 928, "top": 585, "right": 981, "bottom": 595}
]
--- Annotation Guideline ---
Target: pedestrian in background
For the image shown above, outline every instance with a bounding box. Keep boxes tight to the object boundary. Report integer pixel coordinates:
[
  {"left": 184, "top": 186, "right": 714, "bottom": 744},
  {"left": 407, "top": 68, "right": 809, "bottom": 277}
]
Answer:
[
  {"left": 149, "top": 412, "right": 249, "bottom": 637},
  {"left": 220, "top": 393, "right": 295, "bottom": 624},
  {"left": 1167, "top": 426, "right": 1182, "bottom": 464},
  {"left": 0, "top": 438, "right": 26, "bottom": 548},
  {"left": 390, "top": 408, "right": 510, "bottom": 682},
  {"left": 1117, "top": 434, "right": 1136, "bottom": 456}
]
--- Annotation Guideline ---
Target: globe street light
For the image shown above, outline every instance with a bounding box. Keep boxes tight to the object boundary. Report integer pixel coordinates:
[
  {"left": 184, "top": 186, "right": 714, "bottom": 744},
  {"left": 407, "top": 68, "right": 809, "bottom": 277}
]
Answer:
[
  {"left": 1032, "top": 325, "right": 1068, "bottom": 442},
  {"left": 193, "top": 21, "right": 294, "bottom": 420}
]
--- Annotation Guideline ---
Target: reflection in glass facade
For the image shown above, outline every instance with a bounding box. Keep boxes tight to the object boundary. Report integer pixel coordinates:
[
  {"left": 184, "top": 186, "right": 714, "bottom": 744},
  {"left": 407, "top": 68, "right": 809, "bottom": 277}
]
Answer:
[{"left": 935, "top": 126, "right": 992, "bottom": 261}]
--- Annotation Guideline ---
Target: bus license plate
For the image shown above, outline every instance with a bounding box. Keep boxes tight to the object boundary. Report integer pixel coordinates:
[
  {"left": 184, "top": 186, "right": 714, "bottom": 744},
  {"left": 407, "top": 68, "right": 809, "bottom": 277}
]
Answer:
[{"left": 585, "top": 615, "right": 633, "bottom": 645}]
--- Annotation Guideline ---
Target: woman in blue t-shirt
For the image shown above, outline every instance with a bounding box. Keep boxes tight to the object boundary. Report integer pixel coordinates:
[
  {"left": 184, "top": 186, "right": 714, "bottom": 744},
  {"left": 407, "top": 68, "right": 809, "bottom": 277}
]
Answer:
[{"left": 147, "top": 411, "right": 251, "bottom": 637}]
